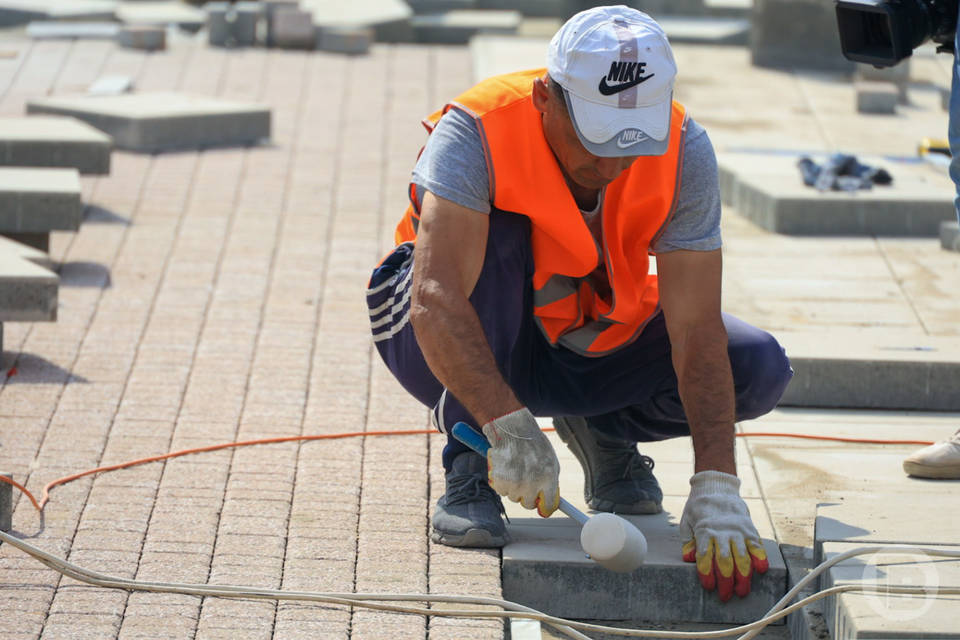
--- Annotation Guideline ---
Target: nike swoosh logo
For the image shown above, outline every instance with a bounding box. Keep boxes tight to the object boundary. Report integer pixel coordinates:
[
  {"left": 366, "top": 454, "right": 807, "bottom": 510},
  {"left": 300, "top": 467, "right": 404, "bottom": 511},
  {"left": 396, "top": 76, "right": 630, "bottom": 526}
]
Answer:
[
  {"left": 616, "top": 137, "right": 643, "bottom": 149},
  {"left": 597, "top": 73, "right": 655, "bottom": 96}
]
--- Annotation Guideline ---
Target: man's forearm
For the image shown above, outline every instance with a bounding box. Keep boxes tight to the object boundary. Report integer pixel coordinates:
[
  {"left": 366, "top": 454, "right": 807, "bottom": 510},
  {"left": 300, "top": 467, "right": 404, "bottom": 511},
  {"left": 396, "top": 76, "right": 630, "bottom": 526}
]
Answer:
[
  {"left": 410, "top": 281, "right": 521, "bottom": 427},
  {"left": 673, "top": 325, "right": 737, "bottom": 475}
]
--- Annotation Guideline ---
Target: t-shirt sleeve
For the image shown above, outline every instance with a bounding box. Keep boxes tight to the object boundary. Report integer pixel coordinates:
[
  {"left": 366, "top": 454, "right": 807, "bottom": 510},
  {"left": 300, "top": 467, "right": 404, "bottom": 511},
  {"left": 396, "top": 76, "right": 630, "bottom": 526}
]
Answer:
[
  {"left": 411, "top": 107, "right": 492, "bottom": 214},
  {"left": 652, "top": 118, "right": 723, "bottom": 253}
]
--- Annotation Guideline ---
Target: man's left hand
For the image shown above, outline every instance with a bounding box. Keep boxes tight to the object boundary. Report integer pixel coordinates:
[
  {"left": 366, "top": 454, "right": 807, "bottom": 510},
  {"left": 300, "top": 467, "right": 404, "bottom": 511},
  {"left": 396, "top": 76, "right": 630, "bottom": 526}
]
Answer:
[{"left": 679, "top": 470, "right": 769, "bottom": 601}]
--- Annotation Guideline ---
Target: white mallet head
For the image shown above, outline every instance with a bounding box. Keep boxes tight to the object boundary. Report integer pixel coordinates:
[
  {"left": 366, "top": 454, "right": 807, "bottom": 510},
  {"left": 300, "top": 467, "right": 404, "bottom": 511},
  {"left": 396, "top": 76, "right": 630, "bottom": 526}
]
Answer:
[{"left": 579, "top": 512, "right": 647, "bottom": 573}]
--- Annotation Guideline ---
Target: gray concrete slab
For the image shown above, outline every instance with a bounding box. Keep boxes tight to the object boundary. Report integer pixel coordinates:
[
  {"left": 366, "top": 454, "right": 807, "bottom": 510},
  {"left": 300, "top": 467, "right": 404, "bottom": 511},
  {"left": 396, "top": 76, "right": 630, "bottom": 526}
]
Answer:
[
  {"left": 477, "top": 0, "right": 564, "bottom": 17},
  {"left": 0, "top": 235, "right": 58, "bottom": 322},
  {"left": 820, "top": 542, "right": 960, "bottom": 640},
  {"left": 470, "top": 34, "right": 548, "bottom": 82},
  {"left": 0, "top": 0, "right": 116, "bottom": 26},
  {"left": 0, "top": 116, "right": 111, "bottom": 175},
  {"left": 0, "top": 167, "right": 82, "bottom": 234},
  {"left": 718, "top": 152, "right": 955, "bottom": 236},
  {"left": 115, "top": 1, "right": 205, "bottom": 30},
  {"left": 27, "top": 93, "right": 270, "bottom": 152},
  {"left": 26, "top": 21, "right": 120, "bottom": 40},
  {"left": 777, "top": 331, "right": 960, "bottom": 410},
  {"left": 942, "top": 220, "right": 960, "bottom": 252},
  {"left": 301, "top": 0, "right": 414, "bottom": 42},
  {"left": 412, "top": 9, "right": 521, "bottom": 44},
  {"left": 750, "top": 0, "right": 854, "bottom": 72},
  {"left": 317, "top": 26, "right": 373, "bottom": 55},
  {"left": 501, "top": 429, "right": 786, "bottom": 624},
  {"left": 814, "top": 498, "right": 960, "bottom": 566},
  {"left": 408, "top": 0, "right": 477, "bottom": 13},
  {"left": 116, "top": 24, "right": 166, "bottom": 50},
  {"left": 657, "top": 16, "right": 750, "bottom": 46}
]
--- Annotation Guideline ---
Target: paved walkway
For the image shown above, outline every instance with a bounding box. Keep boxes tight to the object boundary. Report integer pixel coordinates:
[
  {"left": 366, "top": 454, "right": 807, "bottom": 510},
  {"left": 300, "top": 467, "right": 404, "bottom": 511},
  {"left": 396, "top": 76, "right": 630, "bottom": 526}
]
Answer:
[{"left": 0, "top": 31, "right": 957, "bottom": 640}]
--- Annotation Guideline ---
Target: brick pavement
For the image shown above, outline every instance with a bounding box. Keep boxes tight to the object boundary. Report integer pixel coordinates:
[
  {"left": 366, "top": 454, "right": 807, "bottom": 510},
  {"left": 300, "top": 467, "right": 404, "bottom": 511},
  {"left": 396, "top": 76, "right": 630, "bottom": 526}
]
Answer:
[{"left": 0, "top": 37, "right": 503, "bottom": 640}]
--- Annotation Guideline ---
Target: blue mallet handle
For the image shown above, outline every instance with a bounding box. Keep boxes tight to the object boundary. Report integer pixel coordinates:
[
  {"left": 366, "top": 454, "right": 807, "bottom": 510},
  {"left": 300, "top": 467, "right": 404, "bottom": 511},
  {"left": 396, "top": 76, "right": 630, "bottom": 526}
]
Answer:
[{"left": 450, "top": 421, "right": 588, "bottom": 525}]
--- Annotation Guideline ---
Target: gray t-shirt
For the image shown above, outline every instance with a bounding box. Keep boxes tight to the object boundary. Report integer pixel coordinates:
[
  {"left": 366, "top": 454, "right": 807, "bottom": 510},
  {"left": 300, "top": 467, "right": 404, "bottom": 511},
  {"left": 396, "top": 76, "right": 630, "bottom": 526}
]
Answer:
[{"left": 412, "top": 107, "right": 722, "bottom": 253}]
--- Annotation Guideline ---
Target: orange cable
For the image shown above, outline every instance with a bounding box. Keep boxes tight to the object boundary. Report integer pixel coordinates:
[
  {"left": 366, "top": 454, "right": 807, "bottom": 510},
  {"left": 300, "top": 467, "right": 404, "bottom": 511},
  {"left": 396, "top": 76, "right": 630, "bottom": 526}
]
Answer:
[{"left": 0, "top": 428, "right": 937, "bottom": 516}]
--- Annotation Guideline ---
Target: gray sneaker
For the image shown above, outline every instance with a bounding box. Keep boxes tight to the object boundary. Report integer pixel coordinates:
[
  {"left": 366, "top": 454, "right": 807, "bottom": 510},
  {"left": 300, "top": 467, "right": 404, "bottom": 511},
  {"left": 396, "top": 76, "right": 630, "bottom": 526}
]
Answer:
[
  {"left": 431, "top": 451, "right": 508, "bottom": 548},
  {"left": 553, "top": 415, "right": 663, "bottom": 514}
]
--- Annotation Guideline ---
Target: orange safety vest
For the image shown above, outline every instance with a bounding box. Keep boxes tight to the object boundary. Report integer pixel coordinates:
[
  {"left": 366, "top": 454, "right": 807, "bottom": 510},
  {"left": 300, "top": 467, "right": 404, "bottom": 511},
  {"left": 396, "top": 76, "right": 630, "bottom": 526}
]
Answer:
[{"left": 394, "top": 69, "right": 688, "bottom": 357}]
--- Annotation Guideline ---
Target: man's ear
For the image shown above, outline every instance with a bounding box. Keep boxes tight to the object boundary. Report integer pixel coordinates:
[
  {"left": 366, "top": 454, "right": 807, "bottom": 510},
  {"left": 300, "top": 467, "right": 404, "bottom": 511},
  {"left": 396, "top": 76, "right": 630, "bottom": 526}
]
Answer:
[{"left": 532, "top": 76, "right": 550, "bottom": 113}]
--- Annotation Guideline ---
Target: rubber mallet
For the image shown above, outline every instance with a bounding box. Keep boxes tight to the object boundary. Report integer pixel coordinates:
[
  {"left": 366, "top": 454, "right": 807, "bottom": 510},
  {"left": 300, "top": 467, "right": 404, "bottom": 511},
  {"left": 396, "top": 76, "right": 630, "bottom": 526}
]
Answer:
[{"left": 452, "top": 422, "right": 647, "bottom": 573}]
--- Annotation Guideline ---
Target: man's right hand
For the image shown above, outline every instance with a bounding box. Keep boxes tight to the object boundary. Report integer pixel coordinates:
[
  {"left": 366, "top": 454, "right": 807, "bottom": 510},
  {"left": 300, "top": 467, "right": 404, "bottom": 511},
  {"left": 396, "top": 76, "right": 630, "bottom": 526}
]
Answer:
[{"left": 481, "top": 408, "right": 560, "bottom": 517}]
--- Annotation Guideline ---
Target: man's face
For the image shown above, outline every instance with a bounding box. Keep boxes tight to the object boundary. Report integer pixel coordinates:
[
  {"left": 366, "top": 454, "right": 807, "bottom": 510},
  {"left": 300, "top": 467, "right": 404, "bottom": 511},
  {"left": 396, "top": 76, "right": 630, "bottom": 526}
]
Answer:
[{"left": 533, "top": 78, "right": 639, "bottom": 191}]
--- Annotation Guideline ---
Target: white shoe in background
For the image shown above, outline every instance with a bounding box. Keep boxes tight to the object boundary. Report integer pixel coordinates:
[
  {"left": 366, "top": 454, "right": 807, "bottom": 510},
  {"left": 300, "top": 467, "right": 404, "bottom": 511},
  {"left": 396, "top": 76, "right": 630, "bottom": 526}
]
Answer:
[{"left": 903, "top": 429, "right": 960, "bottom": 479}]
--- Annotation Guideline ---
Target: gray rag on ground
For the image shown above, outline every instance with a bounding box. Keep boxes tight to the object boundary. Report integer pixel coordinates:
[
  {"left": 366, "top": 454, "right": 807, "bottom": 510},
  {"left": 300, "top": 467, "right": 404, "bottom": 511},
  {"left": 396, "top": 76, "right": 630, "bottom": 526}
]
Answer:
[{"left": 797, "top": 153, "right": 893, "bottom": 192}]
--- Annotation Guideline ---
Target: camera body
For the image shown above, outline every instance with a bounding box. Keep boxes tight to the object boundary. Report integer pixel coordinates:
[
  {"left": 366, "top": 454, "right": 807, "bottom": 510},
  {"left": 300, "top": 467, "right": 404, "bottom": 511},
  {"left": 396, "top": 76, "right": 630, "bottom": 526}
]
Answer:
[{"left": 836, "top": 0, "right": 958, "bottom": 66}]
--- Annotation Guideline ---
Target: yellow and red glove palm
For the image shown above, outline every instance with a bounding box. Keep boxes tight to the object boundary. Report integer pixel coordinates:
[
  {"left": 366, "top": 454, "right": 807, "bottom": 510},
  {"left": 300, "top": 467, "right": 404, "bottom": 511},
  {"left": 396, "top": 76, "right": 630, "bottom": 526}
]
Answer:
[{"left": 679, "top": 470, "right": 769, "bottom": 601}]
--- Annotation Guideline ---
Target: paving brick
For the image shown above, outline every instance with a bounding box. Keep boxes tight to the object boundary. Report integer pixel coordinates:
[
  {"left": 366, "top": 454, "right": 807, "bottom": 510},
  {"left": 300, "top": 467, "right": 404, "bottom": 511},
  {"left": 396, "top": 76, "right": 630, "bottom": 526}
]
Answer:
[{"left": 27, "top": 93, "right": 271, "bottom": 152}]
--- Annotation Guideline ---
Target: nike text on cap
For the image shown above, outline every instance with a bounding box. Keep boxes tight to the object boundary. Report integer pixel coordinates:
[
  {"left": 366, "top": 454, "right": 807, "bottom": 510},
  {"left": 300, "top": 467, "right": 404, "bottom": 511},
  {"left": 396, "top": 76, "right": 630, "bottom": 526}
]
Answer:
[{"left": 547, "top": 4, "right": 678, "bottom": 157}]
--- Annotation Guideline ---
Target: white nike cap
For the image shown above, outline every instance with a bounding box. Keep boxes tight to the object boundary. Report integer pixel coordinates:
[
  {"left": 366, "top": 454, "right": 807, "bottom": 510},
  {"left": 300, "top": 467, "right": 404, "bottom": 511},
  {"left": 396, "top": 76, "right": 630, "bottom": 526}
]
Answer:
[{"left": 547, "top": 5, "right": 677, "bottom": 157}]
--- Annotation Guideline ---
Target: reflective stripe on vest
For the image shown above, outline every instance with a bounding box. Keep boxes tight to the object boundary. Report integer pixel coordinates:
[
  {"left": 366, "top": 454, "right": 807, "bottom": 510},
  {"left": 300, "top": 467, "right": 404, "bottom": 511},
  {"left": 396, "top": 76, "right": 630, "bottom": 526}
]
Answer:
[{"left": 393, "top": 69, "right": 687, "bottom": 356}]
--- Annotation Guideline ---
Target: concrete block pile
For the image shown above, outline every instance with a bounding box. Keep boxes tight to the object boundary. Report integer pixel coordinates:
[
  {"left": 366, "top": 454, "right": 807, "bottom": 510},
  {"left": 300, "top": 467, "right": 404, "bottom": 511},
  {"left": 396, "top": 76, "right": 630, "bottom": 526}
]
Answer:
[{"left": 198, "top": 0, "right": 530, "bottom": 52}]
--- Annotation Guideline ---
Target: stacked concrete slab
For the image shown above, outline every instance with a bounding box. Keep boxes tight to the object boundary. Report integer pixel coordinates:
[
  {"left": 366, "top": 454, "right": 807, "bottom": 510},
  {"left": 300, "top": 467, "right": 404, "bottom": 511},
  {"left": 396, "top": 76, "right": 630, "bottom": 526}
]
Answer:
[
  {"left": 0, "top": 235, "right": 59, "bottom": 351},
  {"left": 27, "top": 93, "right": 271, "bottom": 152},
  {"left": 0, "top": 116, "right": 112, "bottom": 175},
  {"left": 718, "top": 152, "right": 955, "bottom": 236},
  {"left": 0, "top": 167, "right": 83, "bottom": 252}
]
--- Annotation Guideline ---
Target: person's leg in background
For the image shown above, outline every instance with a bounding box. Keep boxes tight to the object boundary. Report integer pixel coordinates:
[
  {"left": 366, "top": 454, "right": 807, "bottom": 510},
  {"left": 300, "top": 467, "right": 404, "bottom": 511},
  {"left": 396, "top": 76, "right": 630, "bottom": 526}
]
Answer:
[{"left": 901, "top": 17, "right": 960, "bottom": 480}]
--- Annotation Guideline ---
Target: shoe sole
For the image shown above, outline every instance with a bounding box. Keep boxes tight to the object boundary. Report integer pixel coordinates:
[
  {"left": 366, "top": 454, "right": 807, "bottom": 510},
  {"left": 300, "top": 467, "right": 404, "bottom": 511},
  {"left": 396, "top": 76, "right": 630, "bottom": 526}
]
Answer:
[
  {"left": 903, "top": 460, "right": 960, "bottom": 479},
  {"left": 430, "top": 528, "right": 507, "bottom": 548},
  {"left": 553, "top": 416, "right": 662, "bottom": 515}
]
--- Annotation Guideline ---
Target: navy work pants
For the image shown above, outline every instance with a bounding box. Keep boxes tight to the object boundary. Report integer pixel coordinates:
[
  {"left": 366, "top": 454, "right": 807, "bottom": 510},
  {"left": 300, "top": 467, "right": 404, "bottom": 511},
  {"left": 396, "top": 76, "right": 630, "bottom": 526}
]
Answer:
[{"left": 367, "top": 210, "right": 793, "bottom": 471}]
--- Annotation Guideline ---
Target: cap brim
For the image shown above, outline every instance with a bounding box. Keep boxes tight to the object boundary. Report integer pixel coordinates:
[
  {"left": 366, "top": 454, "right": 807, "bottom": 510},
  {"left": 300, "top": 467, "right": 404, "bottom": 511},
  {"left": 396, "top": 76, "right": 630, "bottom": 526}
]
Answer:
[{"left": 563, "top": 88, "right": 672, "bottom": 157}]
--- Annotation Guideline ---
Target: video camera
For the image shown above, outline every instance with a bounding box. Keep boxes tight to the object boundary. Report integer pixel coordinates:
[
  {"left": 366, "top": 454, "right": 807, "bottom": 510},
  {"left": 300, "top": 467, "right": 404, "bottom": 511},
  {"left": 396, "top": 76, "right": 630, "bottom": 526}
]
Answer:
[{"left": 835, "top": 0, "right": 957, "bottom": 66}]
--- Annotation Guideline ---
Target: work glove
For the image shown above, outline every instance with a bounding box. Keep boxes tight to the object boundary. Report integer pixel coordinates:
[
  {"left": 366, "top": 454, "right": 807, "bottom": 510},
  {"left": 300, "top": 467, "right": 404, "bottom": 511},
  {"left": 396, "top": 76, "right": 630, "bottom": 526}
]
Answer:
[
  {"left": 679, "top": 470, "right": 769, "bottom": 602},
  {"left": 481, "top": 408, "right": 561, "bottom": 517}
]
